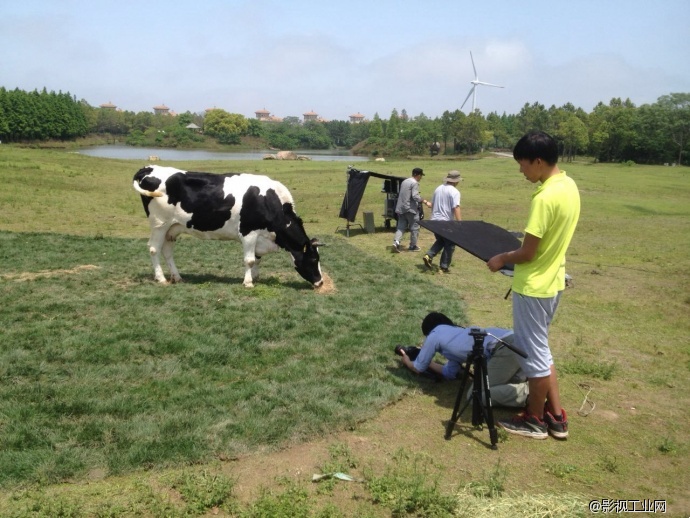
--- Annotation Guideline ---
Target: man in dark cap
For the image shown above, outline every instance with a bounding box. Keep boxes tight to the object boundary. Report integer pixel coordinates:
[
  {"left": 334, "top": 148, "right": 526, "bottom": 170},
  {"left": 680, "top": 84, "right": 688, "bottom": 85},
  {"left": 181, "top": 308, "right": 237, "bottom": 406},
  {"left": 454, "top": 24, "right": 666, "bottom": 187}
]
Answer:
[{"left": 393, "top": 167, "right": 431, "bottom": 252}]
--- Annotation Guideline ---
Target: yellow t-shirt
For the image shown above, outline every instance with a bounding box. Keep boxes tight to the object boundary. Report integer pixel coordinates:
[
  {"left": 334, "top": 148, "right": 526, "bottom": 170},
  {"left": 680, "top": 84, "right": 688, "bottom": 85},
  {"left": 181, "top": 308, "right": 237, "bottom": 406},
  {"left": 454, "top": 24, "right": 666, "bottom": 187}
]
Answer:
[{"left": 513, "top": 171, "right": 580, "bottom": 297}]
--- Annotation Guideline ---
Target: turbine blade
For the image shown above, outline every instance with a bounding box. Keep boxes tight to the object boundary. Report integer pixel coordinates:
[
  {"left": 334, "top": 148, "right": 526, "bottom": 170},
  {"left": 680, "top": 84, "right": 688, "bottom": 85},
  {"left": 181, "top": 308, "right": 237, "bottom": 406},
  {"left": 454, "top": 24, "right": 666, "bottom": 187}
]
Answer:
[
  {"left": 476, "top": 81, "right": 504, "bottom": 88},
  {"left": 460, "top": 86, "right": 475, "bottom": 110},
  {"left": 470, "top": 51, "right": 478, "bottom": 78}
]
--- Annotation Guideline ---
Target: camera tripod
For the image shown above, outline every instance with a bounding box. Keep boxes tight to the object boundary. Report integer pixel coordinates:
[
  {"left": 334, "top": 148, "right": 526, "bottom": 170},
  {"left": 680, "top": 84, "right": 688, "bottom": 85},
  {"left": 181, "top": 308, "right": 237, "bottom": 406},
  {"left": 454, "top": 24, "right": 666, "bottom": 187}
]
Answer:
[{"left": 444, "top": 328, "right": 527, "bottom": 450}]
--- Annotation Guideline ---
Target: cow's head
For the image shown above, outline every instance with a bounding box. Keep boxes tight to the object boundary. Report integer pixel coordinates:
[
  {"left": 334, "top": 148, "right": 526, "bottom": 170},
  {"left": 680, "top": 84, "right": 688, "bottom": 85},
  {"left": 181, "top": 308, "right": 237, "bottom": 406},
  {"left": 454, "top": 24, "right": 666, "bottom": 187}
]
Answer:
[{"left": 291, "top": 238, "right": 323, "bottom": 288}]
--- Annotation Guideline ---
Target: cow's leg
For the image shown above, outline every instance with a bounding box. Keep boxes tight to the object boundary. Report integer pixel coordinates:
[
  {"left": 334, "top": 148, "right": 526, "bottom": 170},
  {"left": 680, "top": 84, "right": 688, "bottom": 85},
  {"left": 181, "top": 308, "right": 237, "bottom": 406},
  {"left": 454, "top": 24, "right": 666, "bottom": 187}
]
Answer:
[
  {"left": 242, "top": 254, "right": 256, "bottom": 288},
  {"left": 251, "top": 236, "right": 279, "bottom": 285},
  {"left": 147, "top": 227, "right": 169, "bottom": 283},
  {"left": 251, "top": 256, "right": 261, "bottom": 283},
  {"left": 161, "top": 238, "right": 182, "bottom": 283},
  {"left": 163, "top": 225, "right": 184, "bottom": 283},
  {"left": 241, "top": 235, "right": 258, "bottom": 288}
]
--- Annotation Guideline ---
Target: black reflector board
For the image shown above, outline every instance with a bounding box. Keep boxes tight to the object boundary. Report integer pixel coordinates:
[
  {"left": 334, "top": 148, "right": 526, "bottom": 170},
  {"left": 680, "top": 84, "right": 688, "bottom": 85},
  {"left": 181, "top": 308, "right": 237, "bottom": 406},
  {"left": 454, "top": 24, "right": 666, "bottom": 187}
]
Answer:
[{"left": 419, "top": 220, "right": 522, "bottom": 270}]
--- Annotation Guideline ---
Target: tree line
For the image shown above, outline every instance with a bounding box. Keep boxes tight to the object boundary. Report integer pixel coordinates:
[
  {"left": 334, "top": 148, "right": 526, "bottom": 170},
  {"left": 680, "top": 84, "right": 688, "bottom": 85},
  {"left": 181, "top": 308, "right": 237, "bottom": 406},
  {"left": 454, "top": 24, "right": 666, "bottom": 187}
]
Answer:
[{"left": 1, "top": 86, "right": 688, "bottom": 165}]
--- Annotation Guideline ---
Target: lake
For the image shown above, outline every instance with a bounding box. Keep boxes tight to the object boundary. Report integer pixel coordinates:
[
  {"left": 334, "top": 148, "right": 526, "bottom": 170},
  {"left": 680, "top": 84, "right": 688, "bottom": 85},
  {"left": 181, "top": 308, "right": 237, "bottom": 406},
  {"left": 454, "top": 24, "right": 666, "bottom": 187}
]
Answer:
[{"left": 76, "top": 145, "right": 369, "bottom": 162}]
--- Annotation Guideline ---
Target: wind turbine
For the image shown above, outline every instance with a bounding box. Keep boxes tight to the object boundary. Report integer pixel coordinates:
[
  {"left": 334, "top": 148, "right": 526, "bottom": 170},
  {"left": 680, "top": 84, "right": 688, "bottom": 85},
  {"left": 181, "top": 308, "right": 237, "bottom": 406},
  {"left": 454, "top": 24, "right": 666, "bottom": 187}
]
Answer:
[{"left": 460, "top": 51, "right": 504, "bottom": 113}]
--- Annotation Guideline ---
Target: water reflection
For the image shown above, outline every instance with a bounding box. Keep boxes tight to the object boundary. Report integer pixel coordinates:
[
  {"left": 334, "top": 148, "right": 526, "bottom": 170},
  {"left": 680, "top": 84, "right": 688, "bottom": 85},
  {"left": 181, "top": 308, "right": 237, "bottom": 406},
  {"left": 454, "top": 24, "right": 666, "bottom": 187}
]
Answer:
[{"left": 76, "top": 145, "right": 369, "bottom": 162}]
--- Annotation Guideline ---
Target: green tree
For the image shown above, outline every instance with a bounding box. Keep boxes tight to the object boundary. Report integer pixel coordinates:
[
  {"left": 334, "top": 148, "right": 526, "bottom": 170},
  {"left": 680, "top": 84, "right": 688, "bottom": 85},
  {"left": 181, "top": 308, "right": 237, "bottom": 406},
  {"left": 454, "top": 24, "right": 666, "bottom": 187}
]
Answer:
[
  {"left": 656, "top": 93, "right": 690, "bottom": 165},
  {"left": 555, "top": 112, "right": 589, "bottom": 162},
  {"left": 386, "top": 109, "right": 400, "bottom": 139},
  {"left": 324, "top": 120, "right": 350, "bottom": 147},
  {"left": 369, "top": 113, "right": 384, "bottom": 139},
  {"left": 486, "top": 112, "right": 510, "bottom": 148},
  {"left": 516, "top": 102, "right": 552, "bottom": 135},
  {"left": 588, "top": 98, "right": 637, "bottom": 162},
  {"left": 457, "top": 112, "right": 487, "bottom": 154},
  {"left": 0, "top": 87, "right": 88, "bottom": 141},
  {"left": 347, "top": 120, "right": 369, "bottom": 147},
  {"left": 246, "top": 119, "right": 263, "bottom": 138},
  {"left": 177, "top": 111, "right": 194, "bottom": 126},
  {"left": 94, "top": 106, "right": 128, "bottom": 134},
  {"left": 203, "top": 109, "right": 249, "bottom": 144},
  {"left": 0, "top": 88, "right": 9, "bottom": 137},
  {"left": 633, "top": 103, "right": 670, "bottom": 164},
  {"left": 439, "top": 110, "right": 455, "bottom": 152},
  {"left": 298, "top": 121, "right": 331, "bottom": 149}
]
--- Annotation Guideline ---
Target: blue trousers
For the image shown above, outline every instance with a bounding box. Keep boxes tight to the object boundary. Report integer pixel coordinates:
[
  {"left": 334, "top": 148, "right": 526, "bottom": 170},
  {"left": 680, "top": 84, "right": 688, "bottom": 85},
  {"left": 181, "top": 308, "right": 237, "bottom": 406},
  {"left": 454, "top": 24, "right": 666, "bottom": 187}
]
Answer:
[{"left": 426, "top": 233, "right": 456, "bottom": 269}]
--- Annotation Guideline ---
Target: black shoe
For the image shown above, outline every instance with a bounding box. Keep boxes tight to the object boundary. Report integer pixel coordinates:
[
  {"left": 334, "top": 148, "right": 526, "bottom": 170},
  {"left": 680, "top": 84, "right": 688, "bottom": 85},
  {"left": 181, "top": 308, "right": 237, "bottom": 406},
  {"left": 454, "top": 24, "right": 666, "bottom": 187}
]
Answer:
[
  {"left": 544, "top": 408, "right": 569, "bottom": 439},
  {"left": 423, "top": 254, "right": 433, "bottom": 269},
  {"left": 392, "top": 241, "right": 401, "bottom": 253},
  {"left": 498, "top": 412, "right": 548, "bottom": 439},
  {"left": 408, "top": 245, "right": 421, "bottom": 252}
]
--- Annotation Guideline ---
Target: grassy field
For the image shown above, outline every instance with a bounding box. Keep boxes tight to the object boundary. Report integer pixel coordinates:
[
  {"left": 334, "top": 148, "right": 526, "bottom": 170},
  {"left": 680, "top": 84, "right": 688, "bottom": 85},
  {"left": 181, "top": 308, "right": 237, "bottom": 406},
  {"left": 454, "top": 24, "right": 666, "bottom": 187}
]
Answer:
[{"left": 0, "top": 146, "right": 688, "bottom": 516}]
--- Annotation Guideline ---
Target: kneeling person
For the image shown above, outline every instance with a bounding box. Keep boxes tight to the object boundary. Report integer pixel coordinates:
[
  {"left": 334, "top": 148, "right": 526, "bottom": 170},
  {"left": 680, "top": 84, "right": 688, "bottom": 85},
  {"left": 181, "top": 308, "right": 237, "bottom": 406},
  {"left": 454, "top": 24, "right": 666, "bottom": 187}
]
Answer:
[{"left": 398, "top": 312, "right": 528, "bottom": 408}]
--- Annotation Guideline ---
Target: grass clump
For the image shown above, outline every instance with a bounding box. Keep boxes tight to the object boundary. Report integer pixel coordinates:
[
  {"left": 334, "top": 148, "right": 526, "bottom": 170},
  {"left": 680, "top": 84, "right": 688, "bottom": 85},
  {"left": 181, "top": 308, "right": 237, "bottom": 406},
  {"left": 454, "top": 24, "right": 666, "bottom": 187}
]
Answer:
[
  {"left": 239, "top": 478, "right": 312, "bottom": 517},
  {"left": 167, "top": 469, "right": 237, "bottom": 514},
  {"left": 364, "top": 449, "right": 458, "bottom": 516},
  {"left": 465, "top": 460, "right": 507, "bottom": 498},
  {"left": 560, "top": 358, "right": 617, "bottom": 380}
]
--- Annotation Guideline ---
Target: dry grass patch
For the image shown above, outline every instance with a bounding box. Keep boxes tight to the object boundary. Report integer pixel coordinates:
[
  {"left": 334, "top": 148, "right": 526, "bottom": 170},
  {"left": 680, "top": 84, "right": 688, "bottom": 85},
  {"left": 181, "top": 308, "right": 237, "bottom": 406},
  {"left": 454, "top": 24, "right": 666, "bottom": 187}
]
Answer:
[
  {"left": 1, "top": 264, "right": 100, "bottom": 282},
  {"left": 316, "top": 271, "right": 337, "bottom": 294}
]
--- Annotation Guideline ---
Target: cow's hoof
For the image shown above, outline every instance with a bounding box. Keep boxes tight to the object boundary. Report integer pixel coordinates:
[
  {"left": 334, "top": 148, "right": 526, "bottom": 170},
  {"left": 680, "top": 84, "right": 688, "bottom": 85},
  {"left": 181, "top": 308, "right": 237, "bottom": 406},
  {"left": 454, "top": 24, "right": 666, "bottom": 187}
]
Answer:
[
  {"left": 243, "top": 282, "right": 254, "bottom": 288},
  {"left": 170, "top": 276, "right": 183, "bottom": 284}
]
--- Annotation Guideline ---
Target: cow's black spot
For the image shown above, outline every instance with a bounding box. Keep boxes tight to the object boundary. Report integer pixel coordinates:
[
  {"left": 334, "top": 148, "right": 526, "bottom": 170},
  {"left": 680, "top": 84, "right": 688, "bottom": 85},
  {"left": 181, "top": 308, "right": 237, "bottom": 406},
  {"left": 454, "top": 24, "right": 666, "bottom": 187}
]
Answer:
[
  {"left": 239, "top": 187, "right": 284, "bottom": 236},
  {"left": 133, "top": 167, "right": 161, "bottom": 217},
  {"left": 165, "top": 172, "right": 236, "bottom": 231}
]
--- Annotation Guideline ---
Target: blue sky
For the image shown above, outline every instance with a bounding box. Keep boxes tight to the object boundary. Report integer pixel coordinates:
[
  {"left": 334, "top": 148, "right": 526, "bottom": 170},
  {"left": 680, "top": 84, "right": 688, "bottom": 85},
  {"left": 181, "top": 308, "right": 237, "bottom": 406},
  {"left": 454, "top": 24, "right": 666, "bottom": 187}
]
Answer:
[{"left": 2, "top": 0, "right": 689, "bottom": 121}]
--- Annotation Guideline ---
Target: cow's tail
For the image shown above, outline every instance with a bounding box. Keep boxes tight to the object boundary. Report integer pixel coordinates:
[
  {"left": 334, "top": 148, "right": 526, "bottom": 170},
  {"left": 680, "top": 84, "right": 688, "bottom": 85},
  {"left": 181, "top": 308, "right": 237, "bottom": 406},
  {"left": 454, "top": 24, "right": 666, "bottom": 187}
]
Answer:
[{"left": 132, "top": 180, "right": 164, "bottom": 198}]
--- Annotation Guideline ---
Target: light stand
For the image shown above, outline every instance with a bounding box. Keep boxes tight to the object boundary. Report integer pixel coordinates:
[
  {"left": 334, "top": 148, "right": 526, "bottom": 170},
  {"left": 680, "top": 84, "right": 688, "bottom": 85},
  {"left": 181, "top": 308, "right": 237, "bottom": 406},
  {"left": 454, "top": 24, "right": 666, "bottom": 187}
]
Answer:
[{"left": 444, "top": 328, "right": 527, "bottom": 450}]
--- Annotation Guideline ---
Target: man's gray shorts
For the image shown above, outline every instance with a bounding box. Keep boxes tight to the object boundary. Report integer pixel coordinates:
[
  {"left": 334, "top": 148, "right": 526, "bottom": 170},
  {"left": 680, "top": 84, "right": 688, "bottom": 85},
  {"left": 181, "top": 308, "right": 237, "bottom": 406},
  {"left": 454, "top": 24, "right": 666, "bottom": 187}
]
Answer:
[{"left": 512, "top": 291, "right": 562, "bottom": 378}]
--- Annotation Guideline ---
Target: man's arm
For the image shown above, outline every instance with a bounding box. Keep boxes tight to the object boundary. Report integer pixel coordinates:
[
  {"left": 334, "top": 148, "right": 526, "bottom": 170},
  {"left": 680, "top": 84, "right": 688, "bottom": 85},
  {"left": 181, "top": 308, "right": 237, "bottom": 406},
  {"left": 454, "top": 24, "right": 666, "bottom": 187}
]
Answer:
[
  {"left": 487, "top": 233, "right": 540, "bottom": 272},
  {"left": 401, "top": 351, "right": 444, "bottom": 376},
  {"left": 453, "top": 206, "right": 461, "bottom": 221},
  {"left": 401, "top": 351, "right": 421, "bottom": 373},
  {"left": 412, "top": 182, "right": 430, "bottom": 206}
]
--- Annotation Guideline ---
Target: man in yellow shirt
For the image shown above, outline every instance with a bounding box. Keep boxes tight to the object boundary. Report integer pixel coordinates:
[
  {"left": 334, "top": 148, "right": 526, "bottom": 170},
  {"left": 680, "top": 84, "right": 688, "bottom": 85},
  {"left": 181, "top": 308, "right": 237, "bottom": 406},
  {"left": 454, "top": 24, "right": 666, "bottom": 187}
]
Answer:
[{"left": 487, "top": 131, "right": 580, "bottom": 440}]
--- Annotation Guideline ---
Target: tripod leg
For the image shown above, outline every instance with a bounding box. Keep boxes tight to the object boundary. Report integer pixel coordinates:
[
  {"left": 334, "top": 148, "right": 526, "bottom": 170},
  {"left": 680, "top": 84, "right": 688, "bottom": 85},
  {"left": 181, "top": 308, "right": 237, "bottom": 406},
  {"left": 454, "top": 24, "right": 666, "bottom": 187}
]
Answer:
[
  {"left": 445, "top": 361, "right": 473, "bottom": 439},
  {"left": 471, "top": 362, "right": 484, "bottom": 426},
  {"left": 479, "top": 355, "right": 499, "bottom": 449}
]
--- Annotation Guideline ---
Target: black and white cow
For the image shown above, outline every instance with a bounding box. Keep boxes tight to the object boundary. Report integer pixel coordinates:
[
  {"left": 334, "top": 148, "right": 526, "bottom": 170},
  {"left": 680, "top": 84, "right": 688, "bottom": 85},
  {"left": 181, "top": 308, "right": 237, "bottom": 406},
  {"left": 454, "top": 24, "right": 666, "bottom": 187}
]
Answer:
[{"left": 132, "top": 165, "right": 323, "bottom": 288}]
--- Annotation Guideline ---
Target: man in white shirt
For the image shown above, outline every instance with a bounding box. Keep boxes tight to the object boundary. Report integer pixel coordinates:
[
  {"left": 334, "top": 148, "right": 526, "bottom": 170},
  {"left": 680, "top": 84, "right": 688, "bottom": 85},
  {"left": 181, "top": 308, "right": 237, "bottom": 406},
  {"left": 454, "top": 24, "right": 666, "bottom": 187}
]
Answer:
[{"left": 423, "top": 170, "right": 462, "bottom": 272}]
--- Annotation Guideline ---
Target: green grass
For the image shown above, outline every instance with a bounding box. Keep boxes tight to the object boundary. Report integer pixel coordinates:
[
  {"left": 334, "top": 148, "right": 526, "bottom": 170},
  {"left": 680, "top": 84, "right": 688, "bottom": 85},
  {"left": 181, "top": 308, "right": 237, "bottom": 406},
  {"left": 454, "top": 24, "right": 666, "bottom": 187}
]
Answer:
[
  {"left": 0, "top": 231, "right": 466, "bottom": 486},
  {"left": 0, "top": 146, "right": 689, "bottom": 515}
]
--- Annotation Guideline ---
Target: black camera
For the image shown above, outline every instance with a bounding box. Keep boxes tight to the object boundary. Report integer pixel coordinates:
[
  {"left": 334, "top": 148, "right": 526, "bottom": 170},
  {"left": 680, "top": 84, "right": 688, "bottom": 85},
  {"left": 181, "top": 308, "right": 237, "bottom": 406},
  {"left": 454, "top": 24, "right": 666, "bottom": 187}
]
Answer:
[{"left": 394, "top": 345, "right": 421, "bottom": 361}]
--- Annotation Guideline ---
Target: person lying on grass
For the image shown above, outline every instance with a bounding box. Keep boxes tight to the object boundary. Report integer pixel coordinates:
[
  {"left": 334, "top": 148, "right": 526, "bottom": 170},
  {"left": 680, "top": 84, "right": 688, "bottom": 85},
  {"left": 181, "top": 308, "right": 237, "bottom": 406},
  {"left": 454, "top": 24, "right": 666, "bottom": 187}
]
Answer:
[{"left": 396, "top": 312, "right": 528, "bottom": 408}]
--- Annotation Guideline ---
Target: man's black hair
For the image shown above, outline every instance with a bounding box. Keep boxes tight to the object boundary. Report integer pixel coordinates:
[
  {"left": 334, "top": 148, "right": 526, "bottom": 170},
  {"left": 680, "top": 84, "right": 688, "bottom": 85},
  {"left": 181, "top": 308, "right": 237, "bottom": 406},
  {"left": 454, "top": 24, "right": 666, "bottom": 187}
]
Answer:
[
  {"left": 513, "top": 130, "right": 559, "bottom": 166},
  {"left": 421, "top": 312, "right": 454, "bottom": 336}
]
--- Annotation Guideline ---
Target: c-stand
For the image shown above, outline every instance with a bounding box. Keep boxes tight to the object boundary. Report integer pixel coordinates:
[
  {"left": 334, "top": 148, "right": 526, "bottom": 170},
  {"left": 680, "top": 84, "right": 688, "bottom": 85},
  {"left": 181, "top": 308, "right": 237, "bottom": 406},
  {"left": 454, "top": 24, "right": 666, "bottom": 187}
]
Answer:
[
  {"left": 335, "top": 166, "right": 364, "bottom": 237},
  {"left": 444, "top": 328, "right": 527, "bottom": 450}
]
